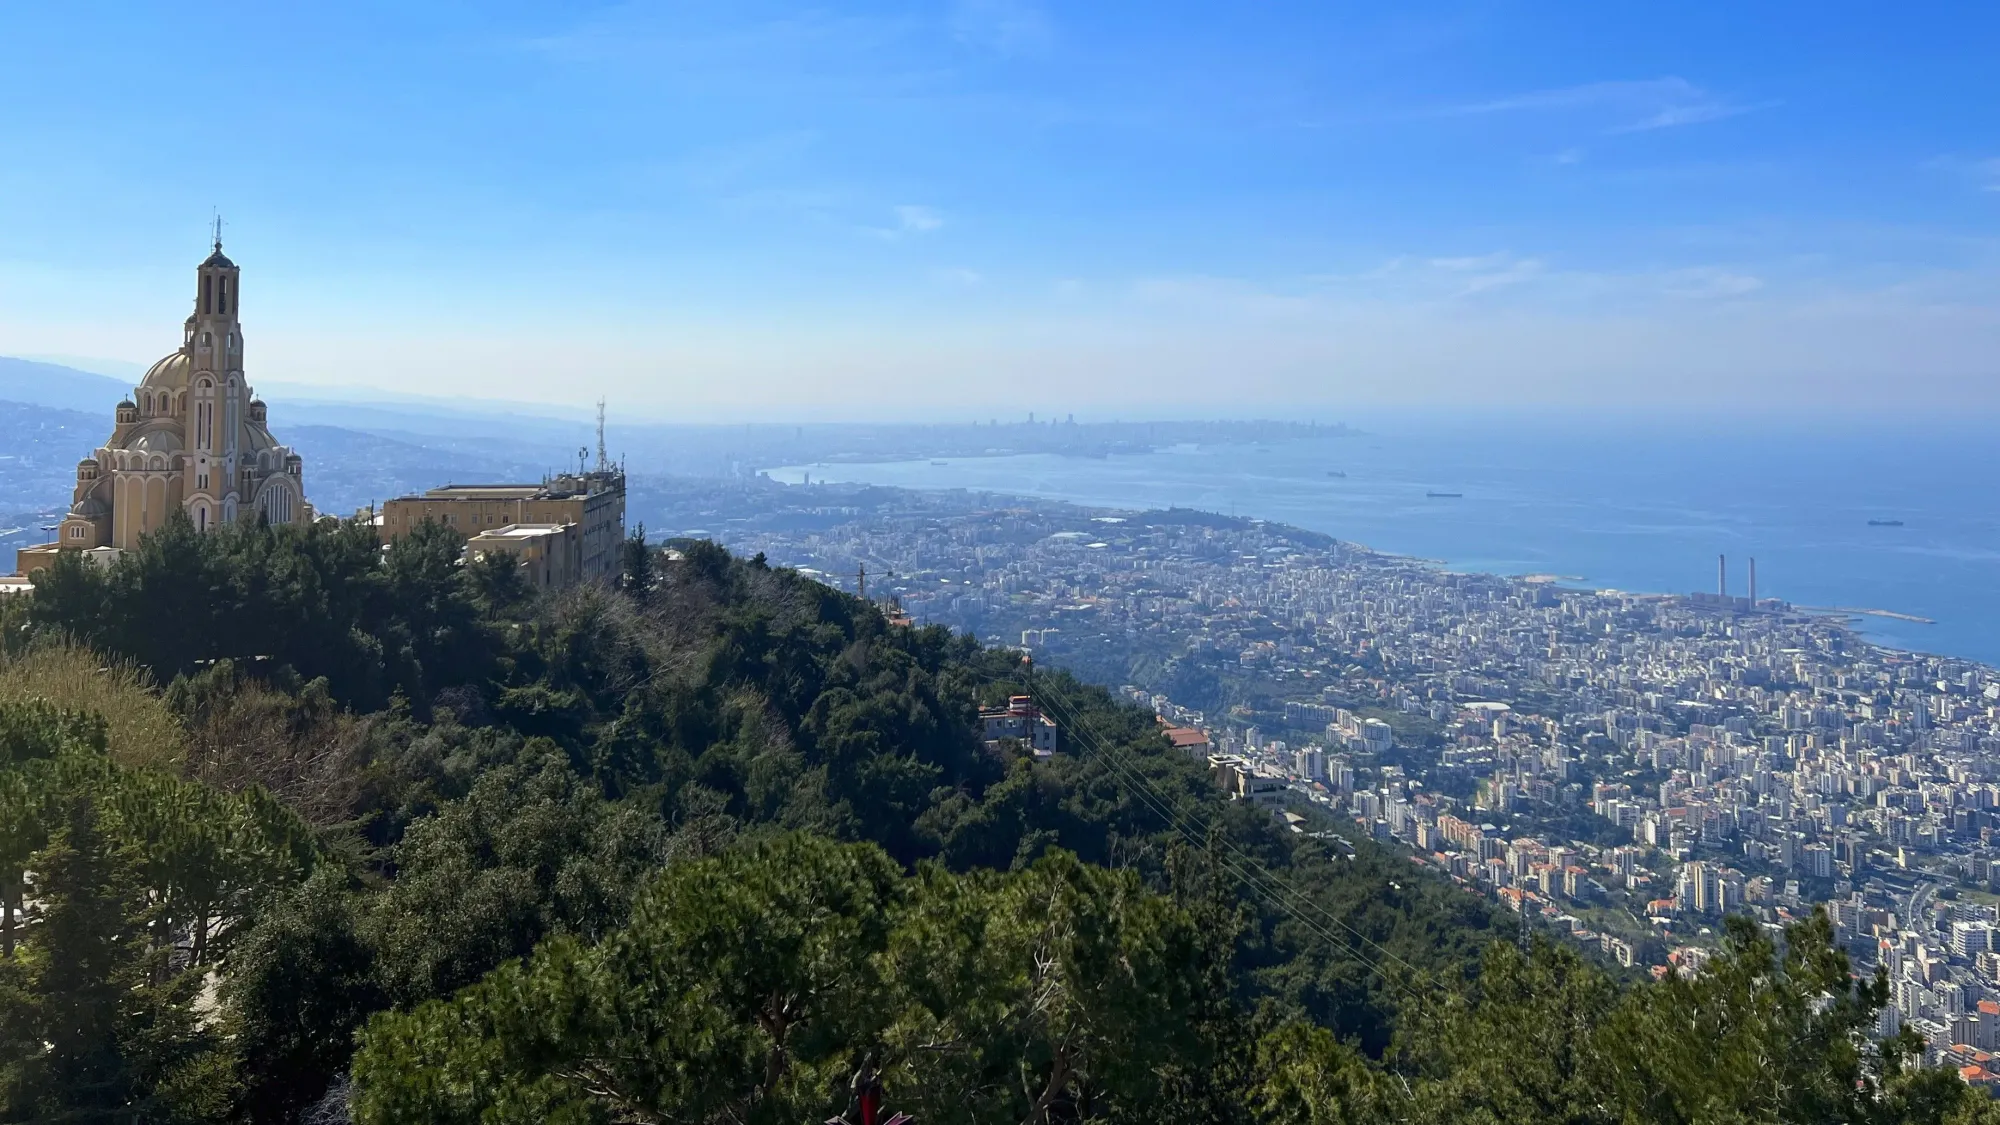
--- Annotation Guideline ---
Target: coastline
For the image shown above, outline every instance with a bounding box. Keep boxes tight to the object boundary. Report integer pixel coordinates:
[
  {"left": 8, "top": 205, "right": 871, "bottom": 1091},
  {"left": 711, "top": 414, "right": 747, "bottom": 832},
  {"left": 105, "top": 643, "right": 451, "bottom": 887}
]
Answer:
[
  {"left": 759, "top": 467, "right": 1967, "bottom": 668},
  {"left": 758, "top": 431, "right": 1996, "bottom": 665}
]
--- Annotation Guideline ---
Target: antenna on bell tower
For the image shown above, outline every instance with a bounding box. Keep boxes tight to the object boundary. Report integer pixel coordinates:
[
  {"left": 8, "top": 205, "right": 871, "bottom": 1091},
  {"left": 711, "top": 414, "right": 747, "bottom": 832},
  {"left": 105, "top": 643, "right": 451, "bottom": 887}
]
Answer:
[
  {"left": 595, "top": 399, "right": 608, "bottom": 473},
  {"left": 211, "top": 211, "right": 224, "bottom": 252}
]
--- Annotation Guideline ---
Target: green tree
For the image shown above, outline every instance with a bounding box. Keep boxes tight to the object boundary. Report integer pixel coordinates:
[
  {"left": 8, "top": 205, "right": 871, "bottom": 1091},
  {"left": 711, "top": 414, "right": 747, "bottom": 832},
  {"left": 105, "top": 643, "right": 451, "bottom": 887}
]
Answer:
[
  {"left": 0, "top": 793, "right": 238, "bottom": 1124},
  {"left": 225, "top": 866, "right": 387, "bottom": 1125},
  {"left": 618, "top": 524, "right": 654, "bottom": 601},
  {"left": 352, "top": 832, "right": 904, "bottom": 1125},
  {"left": 1250, "top": 1023, "right": 1393, "bottom": 1125},
  {"left": 366, "top": 747, "right": 665, "bottom": 1006},
  {"left": 1393, "top": 938, "right": 1618, "bottom": 1125},
  {"left": 879, "top": 853, "right": 1214, "bottom": 1125}
]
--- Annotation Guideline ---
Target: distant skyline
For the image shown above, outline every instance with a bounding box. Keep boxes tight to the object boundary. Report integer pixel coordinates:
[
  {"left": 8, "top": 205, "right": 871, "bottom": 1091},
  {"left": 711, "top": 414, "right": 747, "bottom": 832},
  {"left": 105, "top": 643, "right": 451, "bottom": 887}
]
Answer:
[{"left": 3, "top": 2, "right": 1997, "bottom": 420}]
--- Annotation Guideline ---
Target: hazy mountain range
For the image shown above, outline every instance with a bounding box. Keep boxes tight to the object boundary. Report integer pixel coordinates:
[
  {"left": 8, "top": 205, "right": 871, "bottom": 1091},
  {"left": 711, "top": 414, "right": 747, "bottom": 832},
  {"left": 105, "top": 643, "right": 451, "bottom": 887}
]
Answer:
[{"left": 0, "top": 355, "right": 1338, "bottom": 570}]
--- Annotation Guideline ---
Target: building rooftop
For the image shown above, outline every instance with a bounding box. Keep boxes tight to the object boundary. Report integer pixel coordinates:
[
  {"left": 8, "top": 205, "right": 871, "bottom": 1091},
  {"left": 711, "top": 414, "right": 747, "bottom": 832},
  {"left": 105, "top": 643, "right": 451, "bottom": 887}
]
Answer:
[
  {"left": 469, "top": 523, "right": 571, "bottom": 541},
  {"left": 419, "top": 485, "right": 548, "bottom": 500}
]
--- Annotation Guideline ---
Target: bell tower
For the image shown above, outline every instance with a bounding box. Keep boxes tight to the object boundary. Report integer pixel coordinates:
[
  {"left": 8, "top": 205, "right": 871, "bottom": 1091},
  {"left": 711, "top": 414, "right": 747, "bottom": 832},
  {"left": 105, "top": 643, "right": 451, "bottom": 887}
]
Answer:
[
  {"left": 185, "top": 219, "right": 247, "bottom": 519},
  {"left": 188, "top": 218, "right": 241, "bottom": 348}
]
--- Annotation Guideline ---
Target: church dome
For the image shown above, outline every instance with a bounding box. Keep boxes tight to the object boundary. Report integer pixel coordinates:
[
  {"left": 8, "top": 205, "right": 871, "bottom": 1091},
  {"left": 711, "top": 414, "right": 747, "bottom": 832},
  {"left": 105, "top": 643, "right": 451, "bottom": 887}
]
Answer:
[
  {"left": 70, "top": 496, "right": 110, "bottom": 520},
  {"left": 140, "top": 350, "right": 189, "bottom": 389},
  {"left": 130, "top": 428, "right": 182, "bottom": 453}
]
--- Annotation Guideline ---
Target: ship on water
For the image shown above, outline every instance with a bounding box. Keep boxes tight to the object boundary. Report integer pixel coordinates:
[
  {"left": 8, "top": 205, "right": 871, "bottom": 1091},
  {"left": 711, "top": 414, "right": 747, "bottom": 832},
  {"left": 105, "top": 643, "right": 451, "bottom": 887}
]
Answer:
[
  {"left": 1326, "top": 470, "right": 1346, "bottom": 478},
  {"left": 1427, "top": 490, "right": 1463, "bottom": 498},
  {"left": 1868, "top": 519, "right": 1904, "bottom": 527}
]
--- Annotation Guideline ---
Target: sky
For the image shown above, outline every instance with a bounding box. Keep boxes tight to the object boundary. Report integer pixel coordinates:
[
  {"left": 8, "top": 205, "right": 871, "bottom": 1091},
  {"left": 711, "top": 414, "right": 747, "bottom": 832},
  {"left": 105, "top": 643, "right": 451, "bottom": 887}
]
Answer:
[{"left": 1, "top": 1, "right": 1997, "bottom": 421}]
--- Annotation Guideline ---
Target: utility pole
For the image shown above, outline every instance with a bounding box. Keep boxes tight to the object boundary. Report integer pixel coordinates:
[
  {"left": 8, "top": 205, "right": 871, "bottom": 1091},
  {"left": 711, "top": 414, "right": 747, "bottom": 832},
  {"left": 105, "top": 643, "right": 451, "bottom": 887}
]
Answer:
[{"left": 857, "top": 562, "right": 866, "bottom": 600}]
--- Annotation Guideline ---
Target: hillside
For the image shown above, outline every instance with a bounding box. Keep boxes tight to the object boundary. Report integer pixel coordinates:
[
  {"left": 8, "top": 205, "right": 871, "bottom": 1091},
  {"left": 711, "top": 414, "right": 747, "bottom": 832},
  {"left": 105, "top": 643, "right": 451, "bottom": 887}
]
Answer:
[
  {"left": 0, "top": 521, "right": 1990, "bottom": 1124},
  {"left": 0, "top": 356, "right": 131, "bottom": 414}
]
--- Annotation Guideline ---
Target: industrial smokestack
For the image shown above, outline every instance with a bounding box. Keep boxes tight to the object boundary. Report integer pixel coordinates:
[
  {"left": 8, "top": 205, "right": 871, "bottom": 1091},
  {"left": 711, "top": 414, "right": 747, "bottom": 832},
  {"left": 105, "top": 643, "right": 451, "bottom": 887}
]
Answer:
[
  {"left": 1717, "top": 554, "right": 1727, "bottom": 598},
  {"left": 1748, "top": 557, "right": 1757, "bottom": 607}
]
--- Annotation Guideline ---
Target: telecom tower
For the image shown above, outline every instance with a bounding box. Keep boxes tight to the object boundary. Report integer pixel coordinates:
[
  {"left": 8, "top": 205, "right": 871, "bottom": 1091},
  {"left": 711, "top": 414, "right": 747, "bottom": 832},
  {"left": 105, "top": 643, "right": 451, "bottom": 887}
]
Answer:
[{"left": 595, "top": 399, "right": 608, "bottom": 473}]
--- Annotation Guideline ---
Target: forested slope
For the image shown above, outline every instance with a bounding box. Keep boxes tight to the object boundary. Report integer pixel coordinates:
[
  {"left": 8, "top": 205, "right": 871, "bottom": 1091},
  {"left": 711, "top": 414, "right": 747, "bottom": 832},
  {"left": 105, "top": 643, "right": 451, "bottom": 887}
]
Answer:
[{"left": 0, "top": 512, "right": 1989, "bottom": 1124}]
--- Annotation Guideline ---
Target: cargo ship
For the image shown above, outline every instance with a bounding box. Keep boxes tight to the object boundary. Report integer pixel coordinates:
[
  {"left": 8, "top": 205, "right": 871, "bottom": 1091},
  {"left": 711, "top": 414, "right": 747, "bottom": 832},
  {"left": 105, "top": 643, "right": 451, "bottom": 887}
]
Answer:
[
  {"left": 1426, "top": 491, "right": 1463, "bottom": 498},
  {"left": 1867, "top": 519, "right": 1904, "bottom": 527}
]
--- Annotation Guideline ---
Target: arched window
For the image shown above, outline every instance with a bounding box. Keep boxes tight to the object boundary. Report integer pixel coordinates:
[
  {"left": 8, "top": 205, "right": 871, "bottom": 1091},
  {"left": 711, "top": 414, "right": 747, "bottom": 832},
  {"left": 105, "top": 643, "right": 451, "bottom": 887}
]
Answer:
[
  {"left": 202, "top": 276, "right": 213, "bottom": 314},
  {"left": 217, "top": 277, "right": 228, "bottom": 315},
  {"left": 200, "top": 331, "right": 212, "bottom": 347}
]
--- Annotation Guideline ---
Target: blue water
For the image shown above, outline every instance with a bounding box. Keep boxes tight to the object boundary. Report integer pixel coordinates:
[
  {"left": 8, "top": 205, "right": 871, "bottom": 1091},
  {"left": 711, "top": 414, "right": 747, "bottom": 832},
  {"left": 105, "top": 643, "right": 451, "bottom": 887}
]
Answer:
[{"left": 771, "top": 414, "right": 2000, "bottom": 666}]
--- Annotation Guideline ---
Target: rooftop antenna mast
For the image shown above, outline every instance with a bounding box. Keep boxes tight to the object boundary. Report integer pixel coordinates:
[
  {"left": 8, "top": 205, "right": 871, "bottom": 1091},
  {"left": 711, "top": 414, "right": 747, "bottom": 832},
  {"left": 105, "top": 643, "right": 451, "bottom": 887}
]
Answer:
[
  {"left": 595, "top": 399, "right": 608, "bottom": 473},
  {"left": 211, "top": 211, "right": 224, "bottom": 251}
]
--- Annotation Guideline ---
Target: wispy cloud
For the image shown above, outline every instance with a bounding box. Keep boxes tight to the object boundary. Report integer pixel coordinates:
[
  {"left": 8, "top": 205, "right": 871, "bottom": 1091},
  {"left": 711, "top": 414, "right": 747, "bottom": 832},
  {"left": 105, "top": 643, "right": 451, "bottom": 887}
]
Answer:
[
  {"left": 1931, "top": 155, "right": 2000, "bottom": 192},
  {"left": 1611, "top": 100, "right": 1770, "bottom": 134},
  {"left": 1442, "top": 77, "right": 1769, "bottom": 134},
  {"left": 951, "top": 0, "right": 1054, "bottom": 58},
  {"left": 895, "top": 205, "right": 944, "bottom": 233},
  {"left": 933, "top": 267, "right": 984, "bottom": 287},
  {"left": 1140, "top": 251, "right": 1777, "bottom": 317},
  {"left": 865, "top": 205, "right": 946, "bottom": 239},
  {"left": 1411, "top": 254, "right": 1547, "bottom": 296},
  {"left": 1659, "top": 267, "right": 1765, "bottom": 298}
]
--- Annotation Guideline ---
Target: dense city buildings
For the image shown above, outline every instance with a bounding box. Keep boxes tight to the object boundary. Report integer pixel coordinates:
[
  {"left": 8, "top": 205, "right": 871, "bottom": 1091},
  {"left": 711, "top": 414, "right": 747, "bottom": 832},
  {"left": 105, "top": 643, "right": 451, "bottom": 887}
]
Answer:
[{"left": 711, "top": 479, "right": 2000, "bottom": 1081}]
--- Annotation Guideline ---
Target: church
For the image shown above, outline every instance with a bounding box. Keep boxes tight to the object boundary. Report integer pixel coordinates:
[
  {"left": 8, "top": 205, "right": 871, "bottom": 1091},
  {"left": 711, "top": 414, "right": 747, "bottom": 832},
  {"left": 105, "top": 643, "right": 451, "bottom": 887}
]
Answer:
[{"left": 22, "top": 236, "right": 313, "bottom": 570}]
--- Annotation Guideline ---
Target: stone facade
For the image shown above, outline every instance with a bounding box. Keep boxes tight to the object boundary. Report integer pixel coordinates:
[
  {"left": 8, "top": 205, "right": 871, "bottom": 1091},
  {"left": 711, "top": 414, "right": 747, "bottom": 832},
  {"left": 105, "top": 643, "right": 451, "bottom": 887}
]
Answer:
[
  {"left": 21, "top": 239, "right": 311, "bottom": 572},
  {"left": 376, "top": 471, "right": 626, "bottom": 587}
]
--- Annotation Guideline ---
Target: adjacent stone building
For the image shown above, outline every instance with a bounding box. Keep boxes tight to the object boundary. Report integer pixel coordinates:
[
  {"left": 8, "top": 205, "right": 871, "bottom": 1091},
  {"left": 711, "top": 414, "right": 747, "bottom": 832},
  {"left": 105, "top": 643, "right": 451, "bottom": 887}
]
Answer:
[{"left": 376, "top": 470, "right": 626, "bottom": 587}]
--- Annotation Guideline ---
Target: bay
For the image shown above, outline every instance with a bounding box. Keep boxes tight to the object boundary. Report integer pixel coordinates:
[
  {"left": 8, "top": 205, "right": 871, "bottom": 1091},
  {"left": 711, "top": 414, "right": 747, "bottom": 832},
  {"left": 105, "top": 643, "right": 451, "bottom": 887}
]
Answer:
[{"left": 769, "top": 413, "right": 2000, "bottom": 666}]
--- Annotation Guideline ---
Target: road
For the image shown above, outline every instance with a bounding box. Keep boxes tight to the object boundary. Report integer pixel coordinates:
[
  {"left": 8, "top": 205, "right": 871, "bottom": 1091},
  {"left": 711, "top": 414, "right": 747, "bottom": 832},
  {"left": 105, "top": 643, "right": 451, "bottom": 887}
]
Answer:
[{"left": 1905, "top": 880, "right": 1941, "bottom": 931}]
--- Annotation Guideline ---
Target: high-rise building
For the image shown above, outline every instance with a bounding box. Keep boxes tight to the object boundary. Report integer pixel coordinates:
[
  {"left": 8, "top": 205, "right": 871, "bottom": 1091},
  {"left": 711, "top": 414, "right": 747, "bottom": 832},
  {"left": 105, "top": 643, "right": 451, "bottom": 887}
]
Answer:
[
  {"left": 18, "top": 236, "right": 312, "bottom": 573},
  {"left": 1293, "top": 745, "right": 1326, "bottom": 783},
  {"left": 1953, "top": 922, "right": 1995, "bottom": 959},
  {"left": 1681, "top": 861, "right": 1720, "bottom": 915}
]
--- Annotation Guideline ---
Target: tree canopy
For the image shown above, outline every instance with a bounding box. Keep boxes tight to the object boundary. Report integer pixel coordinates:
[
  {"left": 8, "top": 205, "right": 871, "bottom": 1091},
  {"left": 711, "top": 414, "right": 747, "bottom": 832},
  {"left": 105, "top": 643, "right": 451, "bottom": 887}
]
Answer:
[{"left": 0, "top": 517, "right": 1993, "bottom": 1124}]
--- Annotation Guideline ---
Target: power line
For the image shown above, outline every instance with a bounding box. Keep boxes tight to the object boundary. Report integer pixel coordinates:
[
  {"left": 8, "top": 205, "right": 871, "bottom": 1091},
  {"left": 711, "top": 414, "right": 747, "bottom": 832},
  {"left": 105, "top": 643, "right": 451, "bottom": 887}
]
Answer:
[
  {"left": 598, "top": 575, "right": 1436, "bottom": 1001},
  {"left": 1027, "top": 676, "right": 1436, "bottom": 1002}
]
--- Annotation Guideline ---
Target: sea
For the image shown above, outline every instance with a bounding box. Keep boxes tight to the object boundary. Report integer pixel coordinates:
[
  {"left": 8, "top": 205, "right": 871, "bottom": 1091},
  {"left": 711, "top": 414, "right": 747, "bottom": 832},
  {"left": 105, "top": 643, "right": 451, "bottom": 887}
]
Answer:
[{"left": 768, "top": 412, "right": 2000, "bottom": 667}]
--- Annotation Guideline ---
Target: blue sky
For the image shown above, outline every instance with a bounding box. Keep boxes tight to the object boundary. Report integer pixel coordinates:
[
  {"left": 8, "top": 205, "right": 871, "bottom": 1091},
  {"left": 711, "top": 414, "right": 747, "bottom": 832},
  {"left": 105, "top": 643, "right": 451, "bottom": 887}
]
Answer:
[{"left": 2, "top": 1, "right": 1997, "bottom": 419}]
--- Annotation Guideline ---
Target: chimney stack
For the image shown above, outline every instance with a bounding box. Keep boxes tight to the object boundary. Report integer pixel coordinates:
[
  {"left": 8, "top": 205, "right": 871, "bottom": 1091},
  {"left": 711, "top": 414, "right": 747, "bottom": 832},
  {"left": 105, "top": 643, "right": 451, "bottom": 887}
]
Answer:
[
  {"left": 1748, "top": 557, "right": 1758, "bottom": 607},
  {"left": 1717, "top": 554, "right": 1727, "bottom": 598}
]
